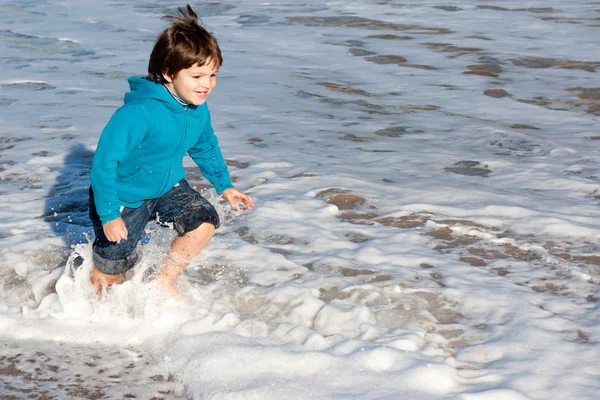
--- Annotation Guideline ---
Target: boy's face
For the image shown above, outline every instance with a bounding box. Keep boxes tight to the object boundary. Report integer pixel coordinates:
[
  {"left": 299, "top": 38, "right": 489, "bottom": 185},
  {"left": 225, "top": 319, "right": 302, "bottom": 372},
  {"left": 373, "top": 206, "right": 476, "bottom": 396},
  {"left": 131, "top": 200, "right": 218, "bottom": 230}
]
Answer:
[{"left": 163, "top": 59, "right": 218, "bottom": 106}]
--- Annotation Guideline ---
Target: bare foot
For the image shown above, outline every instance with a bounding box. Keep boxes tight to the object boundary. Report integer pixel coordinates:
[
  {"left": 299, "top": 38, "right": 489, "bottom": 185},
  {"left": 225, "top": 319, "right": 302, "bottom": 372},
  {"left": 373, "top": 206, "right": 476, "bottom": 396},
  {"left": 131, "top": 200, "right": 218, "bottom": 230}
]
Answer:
[{"left": 90, "top": 267, "right": 125, "bottom": 292}]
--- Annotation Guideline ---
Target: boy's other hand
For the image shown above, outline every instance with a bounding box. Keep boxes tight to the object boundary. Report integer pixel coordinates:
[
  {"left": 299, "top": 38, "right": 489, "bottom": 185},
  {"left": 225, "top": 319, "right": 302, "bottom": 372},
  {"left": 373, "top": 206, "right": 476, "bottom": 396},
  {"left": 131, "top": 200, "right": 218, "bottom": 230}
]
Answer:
[
  {"left": 221, "top": 188, "right": 255, "bottom": 215},
  {"left": 103, "top": 217, "right": 129, "bottom": 243}
]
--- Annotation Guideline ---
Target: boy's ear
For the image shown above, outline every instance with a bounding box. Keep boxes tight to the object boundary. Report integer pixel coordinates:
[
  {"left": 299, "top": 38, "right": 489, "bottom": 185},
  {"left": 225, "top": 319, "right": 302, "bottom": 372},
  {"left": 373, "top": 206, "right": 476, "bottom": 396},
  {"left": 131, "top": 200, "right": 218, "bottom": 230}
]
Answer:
[{"left": 162, "top": 71, "right": 173, "bottom": 83}]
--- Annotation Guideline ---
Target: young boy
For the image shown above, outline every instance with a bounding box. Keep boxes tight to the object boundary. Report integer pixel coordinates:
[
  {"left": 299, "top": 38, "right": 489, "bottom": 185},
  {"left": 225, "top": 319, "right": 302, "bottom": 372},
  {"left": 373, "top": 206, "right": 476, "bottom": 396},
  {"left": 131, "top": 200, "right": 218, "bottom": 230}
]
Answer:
[{"left": 89, "top": 5, "right": 254, "bottom": 292}]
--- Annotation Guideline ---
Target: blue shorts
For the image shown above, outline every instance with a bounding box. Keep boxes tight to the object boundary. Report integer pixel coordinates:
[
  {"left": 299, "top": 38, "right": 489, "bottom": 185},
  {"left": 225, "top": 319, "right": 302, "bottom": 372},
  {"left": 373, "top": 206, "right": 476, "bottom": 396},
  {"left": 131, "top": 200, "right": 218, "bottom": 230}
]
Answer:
[{"left": 89, "top": 180, "right": 220, "bottom": 275}]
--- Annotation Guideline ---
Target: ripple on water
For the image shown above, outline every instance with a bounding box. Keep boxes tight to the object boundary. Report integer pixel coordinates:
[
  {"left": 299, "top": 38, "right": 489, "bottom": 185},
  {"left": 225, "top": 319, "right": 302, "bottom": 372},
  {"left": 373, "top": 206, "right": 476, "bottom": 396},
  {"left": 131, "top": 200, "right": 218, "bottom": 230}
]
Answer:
[
  {"left": 444, "top": 161, "right": 492, "bottom": 177},
  {"left": 177, "top": 2, "right": 235, "bottom": 17},
  {"left": 433, "top": 6, "right": 463, "bottom": 12},
  {"left": 0, "top": 161, "right": 17, "bottom": 173},
  {"left": 296, "top": 90, "right": 389, "bottom": 114},
  {"left": 366, "top": 34, "right": 413, "bottom": 40},
  {"left": 464, "top": 64, "right": 503, "bottom": 78},
  {"left": 1, "top": 81, "right": 55, "bottom": 91},
  {"left": 286, "top": 16, "right": 453, "bottom": 34},
  {"left": 539, "top": 16, "right": 584, "bottom": 24},
  {"left": 339, "top": 134, "right": 373, "bottom": 142},
  {"left": 483, "top": 89, "right": 510, "bottom": 98},
  {"left": 517, "top": 89, "right": 600, "bottom": 116},
  {"left": 365, "top": 55, "right": 407, "bottom": 65},
  {"left": 0, "top": 4, "right": 45, "bottom": 17},
  {"left": 348, "top": 48, "right": 376, "bottom": 57},
  {"left": 477, "top": 6, "right": 556, "bottom": 13},
  {"left": 376, "top": 213, "right": 430, "bottom": 229},
  {"left": 0, "top": 29, "right": 95, "bottom": 57},
  {"left": 0, "top": 98, "right": 18, "bottom": 106},
  {"left": 510, "top": 56, "right": 599, "bottom": 72},
  {"left": 465, "top": 35, "right": 492, "bottom": 41},
  {"left": 567, "top": 87, "right": 600, "bottom": 100},
  {"left": 375, "top": 126, "right": 407, "bottom": 137},
  {"left": 81, "top": 70, "right": 129, "bottom": 79},
  {"left": 236, "top": 15, "right": 271, "bottom": 25},
  {"left": 316, "top": 81, "right": 374, "bottom": 97},
  {"left": 132, "top": 2, "right": 168, "bottom": 13},
  {"left": 133, "top": 1, "right": 236, "bottom": 17},
  {"left": 225, "top": 159, "right": 250, "bottom": 169},
  {"left": 85, "top": 18, "right": 128, "bottom": 34},
  {"left": 326, "top": 194, "right": 366, "bottom": 210},
  {"left": 426, "top": 43, "right": 483, "bottom": 56}
]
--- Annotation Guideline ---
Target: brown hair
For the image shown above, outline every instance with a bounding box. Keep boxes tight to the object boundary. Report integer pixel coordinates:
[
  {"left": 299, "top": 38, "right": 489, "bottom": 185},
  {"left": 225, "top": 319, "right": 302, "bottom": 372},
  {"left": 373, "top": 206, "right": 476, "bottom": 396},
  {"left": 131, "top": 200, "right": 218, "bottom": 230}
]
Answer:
[{"left": 148, "top": 4, "right": 222, "bottom": 84}]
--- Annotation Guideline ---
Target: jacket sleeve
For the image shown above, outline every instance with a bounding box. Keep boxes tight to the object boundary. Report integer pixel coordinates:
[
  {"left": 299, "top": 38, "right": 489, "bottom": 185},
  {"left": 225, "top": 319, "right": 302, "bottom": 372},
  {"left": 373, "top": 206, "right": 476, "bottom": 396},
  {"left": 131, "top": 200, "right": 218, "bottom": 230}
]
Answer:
[
  {"left": 187, "top": 108, "right": 233, "bottom": 195},
  {"left": 90, "top": 104, "right": 150, "bottom": 224}
]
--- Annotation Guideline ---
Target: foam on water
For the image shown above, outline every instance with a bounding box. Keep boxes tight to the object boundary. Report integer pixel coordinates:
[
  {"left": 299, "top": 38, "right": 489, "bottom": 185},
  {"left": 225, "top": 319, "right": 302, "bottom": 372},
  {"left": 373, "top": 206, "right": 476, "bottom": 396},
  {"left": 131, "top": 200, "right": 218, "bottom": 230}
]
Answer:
[{"left": 1, "top": 0, "right": 599, "bottom": 398}]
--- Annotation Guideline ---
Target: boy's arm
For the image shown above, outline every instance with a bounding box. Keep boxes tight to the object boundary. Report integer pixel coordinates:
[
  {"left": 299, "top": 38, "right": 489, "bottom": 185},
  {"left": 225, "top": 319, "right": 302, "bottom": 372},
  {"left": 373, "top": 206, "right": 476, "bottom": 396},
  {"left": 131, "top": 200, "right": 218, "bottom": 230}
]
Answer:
[
  {"left": 187, "top": 110, "right": 233, "bottom": 194},
  {"left": 90, "top": 105, "right": 149, "bottom": 224}
]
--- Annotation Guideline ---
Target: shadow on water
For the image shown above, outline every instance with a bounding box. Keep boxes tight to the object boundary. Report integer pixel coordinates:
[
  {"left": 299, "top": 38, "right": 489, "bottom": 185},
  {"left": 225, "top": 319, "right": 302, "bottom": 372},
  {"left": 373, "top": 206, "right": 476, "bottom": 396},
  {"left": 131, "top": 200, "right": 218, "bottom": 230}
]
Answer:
[{"left": 42, "top": 144, "right": 94, "bottom": 247}]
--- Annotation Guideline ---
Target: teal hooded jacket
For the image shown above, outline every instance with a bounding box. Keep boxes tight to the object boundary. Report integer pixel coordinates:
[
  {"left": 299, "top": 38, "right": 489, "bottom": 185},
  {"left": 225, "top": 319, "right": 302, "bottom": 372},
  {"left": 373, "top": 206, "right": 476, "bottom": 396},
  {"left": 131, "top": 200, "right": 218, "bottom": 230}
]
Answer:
[{"left": 90, "top": 76, "right": 233, "bottom": 224}]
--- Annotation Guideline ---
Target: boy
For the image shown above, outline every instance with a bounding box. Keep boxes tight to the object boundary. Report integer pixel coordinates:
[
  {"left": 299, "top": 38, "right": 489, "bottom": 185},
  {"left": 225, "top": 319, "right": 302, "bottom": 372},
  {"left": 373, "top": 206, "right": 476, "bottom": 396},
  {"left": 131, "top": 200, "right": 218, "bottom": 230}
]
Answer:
[{"left": 89, "top": 5, "right": 254, "bottom": 292}]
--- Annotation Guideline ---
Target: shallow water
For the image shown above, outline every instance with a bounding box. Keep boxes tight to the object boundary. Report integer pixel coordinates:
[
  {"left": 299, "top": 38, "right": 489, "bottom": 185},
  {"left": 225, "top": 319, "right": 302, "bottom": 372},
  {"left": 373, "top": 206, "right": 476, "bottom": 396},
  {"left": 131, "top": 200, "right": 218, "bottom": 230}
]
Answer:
[{"left": 1, "top": 1, "right": 599, "bottom": 399}]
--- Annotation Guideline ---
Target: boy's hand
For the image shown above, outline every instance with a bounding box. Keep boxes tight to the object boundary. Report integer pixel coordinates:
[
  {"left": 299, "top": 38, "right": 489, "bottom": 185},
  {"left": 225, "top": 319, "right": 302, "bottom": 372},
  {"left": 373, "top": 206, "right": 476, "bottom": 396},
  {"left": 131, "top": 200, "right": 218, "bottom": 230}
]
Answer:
[
  {"left": 103, "top": 217, "right": 128, "bottom": 243},
  {"left": 221, "top": 188, "right": 255, "bottom": 215}
]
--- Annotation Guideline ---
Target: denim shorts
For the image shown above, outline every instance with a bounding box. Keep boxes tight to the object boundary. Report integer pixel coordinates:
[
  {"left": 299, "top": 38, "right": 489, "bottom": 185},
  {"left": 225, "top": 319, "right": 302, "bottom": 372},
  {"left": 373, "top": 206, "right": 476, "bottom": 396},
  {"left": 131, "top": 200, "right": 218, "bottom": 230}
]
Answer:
[{"left": 89, "top": 180, "right": 220, "bottom": 275}]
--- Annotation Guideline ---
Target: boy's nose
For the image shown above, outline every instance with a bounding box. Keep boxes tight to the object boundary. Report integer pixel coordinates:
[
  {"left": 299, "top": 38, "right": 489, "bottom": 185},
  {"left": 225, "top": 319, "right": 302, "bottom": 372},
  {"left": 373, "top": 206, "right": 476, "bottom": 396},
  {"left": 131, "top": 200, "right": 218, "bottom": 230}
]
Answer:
[{"left": 200, "top": 77, "right": 213, "bottom": 88}]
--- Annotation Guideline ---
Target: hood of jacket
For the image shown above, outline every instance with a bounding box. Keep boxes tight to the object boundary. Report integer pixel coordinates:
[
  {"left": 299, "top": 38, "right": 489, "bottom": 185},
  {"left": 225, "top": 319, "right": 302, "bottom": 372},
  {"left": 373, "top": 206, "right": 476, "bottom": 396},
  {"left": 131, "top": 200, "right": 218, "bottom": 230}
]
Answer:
[{"left": 124, "top": 76, "right": 194, "bottom": 112}]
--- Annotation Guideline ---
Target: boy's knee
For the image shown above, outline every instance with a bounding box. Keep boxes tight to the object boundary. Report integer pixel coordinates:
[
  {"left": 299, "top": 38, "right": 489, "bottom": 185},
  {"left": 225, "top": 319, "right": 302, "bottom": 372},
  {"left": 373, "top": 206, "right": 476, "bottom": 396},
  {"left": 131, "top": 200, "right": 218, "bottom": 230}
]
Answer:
[{"left": 183, "top": 222, "right": 216, "bottom": 241}]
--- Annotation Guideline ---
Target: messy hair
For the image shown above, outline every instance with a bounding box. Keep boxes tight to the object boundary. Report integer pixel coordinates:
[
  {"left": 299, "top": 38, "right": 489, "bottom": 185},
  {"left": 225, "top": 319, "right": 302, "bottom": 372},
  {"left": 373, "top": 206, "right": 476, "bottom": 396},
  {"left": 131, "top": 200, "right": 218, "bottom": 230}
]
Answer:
[{"left": 148, "top": 4, "right": 222, "bottom": 84}]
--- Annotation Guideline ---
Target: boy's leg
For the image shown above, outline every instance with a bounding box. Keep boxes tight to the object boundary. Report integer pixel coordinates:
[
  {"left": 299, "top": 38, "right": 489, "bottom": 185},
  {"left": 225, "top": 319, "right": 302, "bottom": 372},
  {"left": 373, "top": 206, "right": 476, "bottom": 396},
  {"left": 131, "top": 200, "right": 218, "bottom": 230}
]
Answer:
[
  {"left": 152, "top": 181, "right": 220, "bottom": 290},
  {"left": 154, "top": 222, "right": 215, "bottom": 290},
  {"left": 88, "top": 188, "right": 150, "bottom": 291}
]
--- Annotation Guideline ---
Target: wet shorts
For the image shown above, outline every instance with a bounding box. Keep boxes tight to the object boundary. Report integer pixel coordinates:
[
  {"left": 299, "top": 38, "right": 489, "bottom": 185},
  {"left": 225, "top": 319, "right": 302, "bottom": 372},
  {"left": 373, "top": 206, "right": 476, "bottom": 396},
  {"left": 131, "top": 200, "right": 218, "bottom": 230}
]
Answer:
[{"left": 89, "top": 180, "right": 220, "bottom": 275}]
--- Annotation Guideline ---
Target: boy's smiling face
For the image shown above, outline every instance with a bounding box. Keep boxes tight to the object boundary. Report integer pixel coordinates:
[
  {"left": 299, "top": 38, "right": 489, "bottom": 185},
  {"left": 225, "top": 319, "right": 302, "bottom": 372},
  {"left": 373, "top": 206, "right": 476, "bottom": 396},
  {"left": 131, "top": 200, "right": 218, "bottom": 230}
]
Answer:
[{"left": 163, "top": 59, "right": 218, "bottom": 106}]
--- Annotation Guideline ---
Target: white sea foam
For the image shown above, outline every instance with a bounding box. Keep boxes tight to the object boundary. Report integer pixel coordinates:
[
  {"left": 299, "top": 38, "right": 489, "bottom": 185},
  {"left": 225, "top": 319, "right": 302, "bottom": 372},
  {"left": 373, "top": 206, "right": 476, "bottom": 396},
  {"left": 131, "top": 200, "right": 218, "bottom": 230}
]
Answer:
[{"left": 0, "top": 0, "right": 599, "bottom": 398}]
